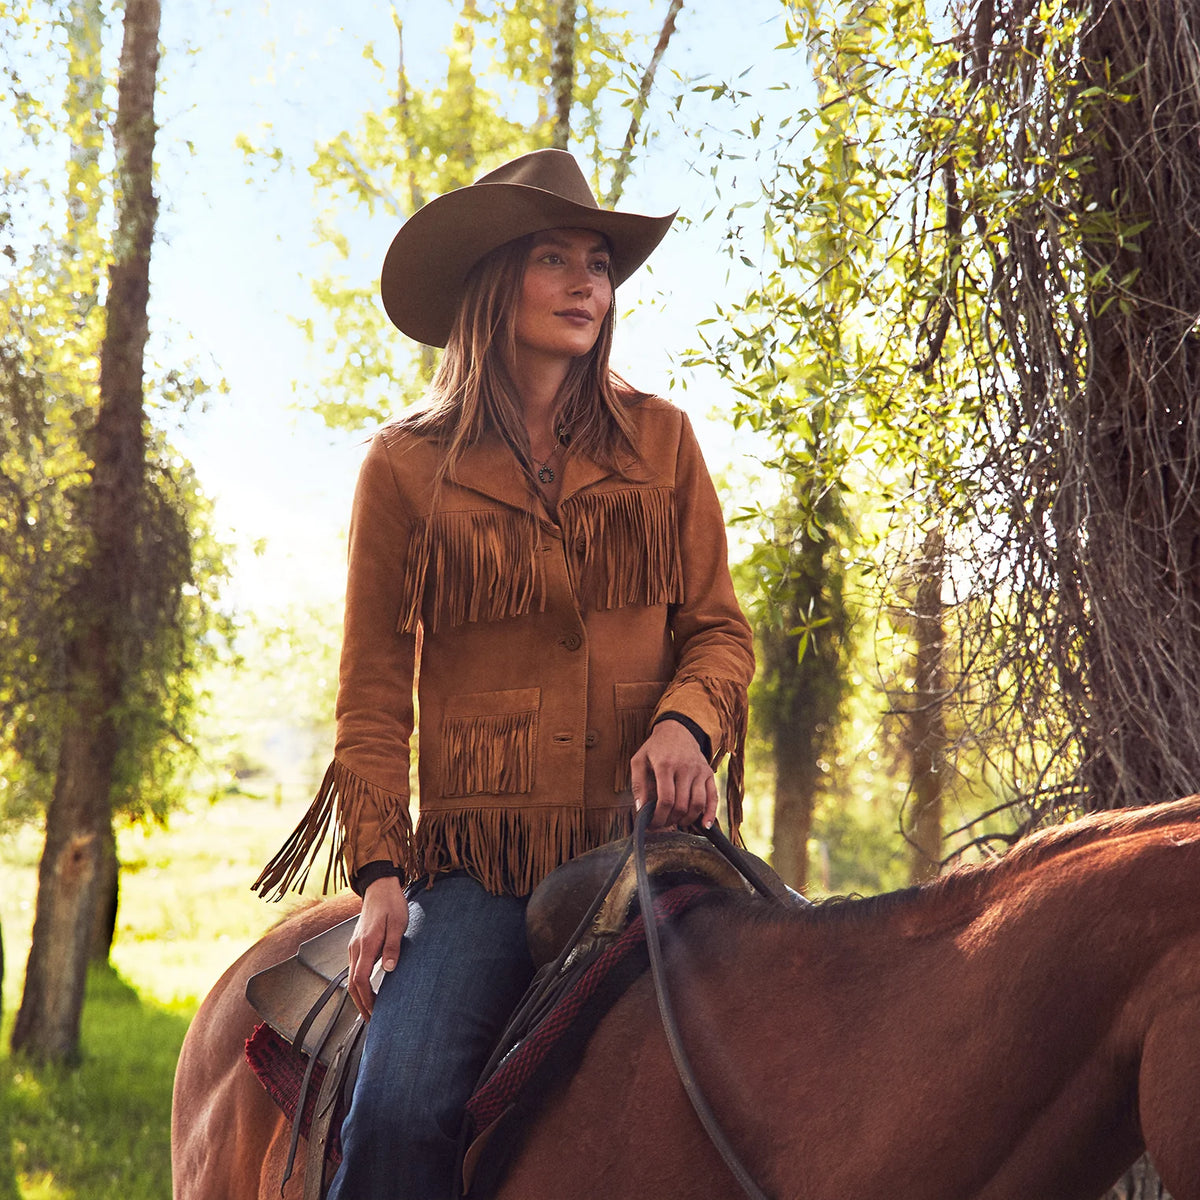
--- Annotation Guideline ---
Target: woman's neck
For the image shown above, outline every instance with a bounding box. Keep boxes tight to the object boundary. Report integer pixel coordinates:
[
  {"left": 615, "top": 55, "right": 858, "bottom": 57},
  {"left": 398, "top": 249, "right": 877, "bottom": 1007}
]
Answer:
[{"left": 509, "top": 354, "right": 569, "bottom": 451}]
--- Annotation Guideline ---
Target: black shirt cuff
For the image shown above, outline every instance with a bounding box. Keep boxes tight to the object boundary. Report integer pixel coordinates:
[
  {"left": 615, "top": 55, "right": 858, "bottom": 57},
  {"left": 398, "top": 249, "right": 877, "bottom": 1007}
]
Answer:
[
  {"left": 652, "top": 711, "right": 713, "bottom": 761},
  {"left": 350, "top": 860, "right": 406, "bottom": 897}
]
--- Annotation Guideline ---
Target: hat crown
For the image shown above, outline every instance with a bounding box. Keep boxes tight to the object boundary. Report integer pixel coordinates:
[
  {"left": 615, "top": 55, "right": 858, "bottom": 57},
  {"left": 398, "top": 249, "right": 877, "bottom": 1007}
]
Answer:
[
  {"left": 475, "top": 148, "right": 599, "bottom": 211},
  {"left": 381, "top": 148, "right": 674, "bottom": 346}
]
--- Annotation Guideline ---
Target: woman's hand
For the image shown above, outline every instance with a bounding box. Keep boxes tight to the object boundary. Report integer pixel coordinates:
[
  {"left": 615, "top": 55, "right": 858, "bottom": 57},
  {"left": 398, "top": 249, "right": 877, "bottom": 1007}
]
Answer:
[
  {"left": 630, "top": 719, "right": 718, "bottom": 831},
  {"left": 347, "top": 875, "right": 409, "bottom": 1018}
]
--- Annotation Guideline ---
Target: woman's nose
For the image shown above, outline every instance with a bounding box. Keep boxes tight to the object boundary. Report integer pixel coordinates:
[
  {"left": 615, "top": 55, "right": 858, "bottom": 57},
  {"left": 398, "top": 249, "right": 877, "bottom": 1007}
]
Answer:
[{"left": 568, "top": 269, "right": 593, "bottom": 295}]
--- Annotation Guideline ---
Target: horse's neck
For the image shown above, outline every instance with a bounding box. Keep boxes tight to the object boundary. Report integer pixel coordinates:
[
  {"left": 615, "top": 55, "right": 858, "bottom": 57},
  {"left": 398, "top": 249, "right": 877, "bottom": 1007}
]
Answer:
[{"left": 666, "top": 836, "right": 1200, "bottom": 1199}]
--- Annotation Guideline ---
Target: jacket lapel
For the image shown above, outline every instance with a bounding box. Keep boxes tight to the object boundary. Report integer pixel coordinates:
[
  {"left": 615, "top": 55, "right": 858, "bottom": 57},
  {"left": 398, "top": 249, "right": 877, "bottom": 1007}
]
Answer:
[
  {"left": 558, "top": 452, "right": 615, "bottom": 502},
  {"left": 449, "top": 435, "right": 538, "bottom": 514},
  {"left": 450, "top": 432, "right": 625, "bottom": 511}
]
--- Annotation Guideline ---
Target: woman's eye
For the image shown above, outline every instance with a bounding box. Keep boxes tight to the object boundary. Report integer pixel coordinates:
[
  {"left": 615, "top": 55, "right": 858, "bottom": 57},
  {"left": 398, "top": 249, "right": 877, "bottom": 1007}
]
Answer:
[{"left": 590, "top": 260, "right": 610, "bottom": 274}]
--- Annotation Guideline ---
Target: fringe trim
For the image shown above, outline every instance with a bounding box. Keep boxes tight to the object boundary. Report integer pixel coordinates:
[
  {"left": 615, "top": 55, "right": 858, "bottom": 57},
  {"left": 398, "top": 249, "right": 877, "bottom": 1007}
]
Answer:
[
  {"left": 559, "top": 487, "right": 683, "bottom": 611},
  {"left": 613, "top": 706, "right": 656, "bottom": 792},
  {"left": 251, "top": 760, "right": 416, "bottom": 900},
  {"left": 397, "top": 510, "right": 546, "bottom": 634},
  {"left": 417, "top": 805, "right": 634, "bottom": 897},
  {"left": 441, "top": 710, "right": 538, "bottom": 797},
  {"left": 680, "top": 675, "right": 750, "bottom": 837}
]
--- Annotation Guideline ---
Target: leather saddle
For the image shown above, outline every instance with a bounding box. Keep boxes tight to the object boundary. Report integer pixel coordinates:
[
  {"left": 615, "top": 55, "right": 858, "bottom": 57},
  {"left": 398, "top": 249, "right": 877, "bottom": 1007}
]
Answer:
[{"left": 525, "top": 829, "right": 792, "bottom": 966}]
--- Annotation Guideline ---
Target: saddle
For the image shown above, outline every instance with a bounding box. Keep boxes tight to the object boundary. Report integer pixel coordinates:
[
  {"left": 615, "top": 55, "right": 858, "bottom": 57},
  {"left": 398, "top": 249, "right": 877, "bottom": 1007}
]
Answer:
[
  {"left": 244, "top": 921, "right": 381, "bottom": 1199},
  {"left": 244, "top": 829, "right": 792, "bottom": 1200}
]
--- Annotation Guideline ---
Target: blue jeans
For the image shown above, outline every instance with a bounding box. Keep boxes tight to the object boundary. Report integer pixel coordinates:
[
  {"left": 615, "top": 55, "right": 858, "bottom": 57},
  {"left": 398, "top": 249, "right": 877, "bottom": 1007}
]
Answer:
[{"left": 326, "top": 873, "right": 534, "bottom": 1200}]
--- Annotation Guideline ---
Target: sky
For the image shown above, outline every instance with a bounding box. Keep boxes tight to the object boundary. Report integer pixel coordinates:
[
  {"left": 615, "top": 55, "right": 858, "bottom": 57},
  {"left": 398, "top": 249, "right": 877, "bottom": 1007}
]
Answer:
[{"left": 132, "top": 0, "right": 805, "bottom": 619}]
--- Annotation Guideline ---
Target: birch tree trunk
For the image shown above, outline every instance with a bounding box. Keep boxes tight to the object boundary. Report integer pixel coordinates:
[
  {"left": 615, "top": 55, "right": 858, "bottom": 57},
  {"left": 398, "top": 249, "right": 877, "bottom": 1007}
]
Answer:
[{"left": 11, "top": 0, "right": 161, "bottom": 1064}]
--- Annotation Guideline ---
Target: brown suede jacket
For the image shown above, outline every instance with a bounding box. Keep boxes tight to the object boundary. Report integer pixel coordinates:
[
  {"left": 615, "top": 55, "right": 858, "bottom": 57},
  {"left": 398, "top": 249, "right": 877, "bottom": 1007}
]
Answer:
[{"left": 255, "top": 394, "right": 754, "bottom": 899}]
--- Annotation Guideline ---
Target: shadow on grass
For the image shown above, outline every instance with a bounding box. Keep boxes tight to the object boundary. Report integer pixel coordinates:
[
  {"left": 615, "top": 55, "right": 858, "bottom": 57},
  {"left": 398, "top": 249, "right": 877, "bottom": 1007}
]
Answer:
[{"left": 2, "top": 964, "right": 194, "bottom": 1200}]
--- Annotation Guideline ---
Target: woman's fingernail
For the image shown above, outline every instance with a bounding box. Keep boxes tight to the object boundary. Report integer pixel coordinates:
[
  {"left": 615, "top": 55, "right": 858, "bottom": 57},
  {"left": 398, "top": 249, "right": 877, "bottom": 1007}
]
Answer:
[{"left": 384, "top": 959, "right": 396, "bottom": 971}]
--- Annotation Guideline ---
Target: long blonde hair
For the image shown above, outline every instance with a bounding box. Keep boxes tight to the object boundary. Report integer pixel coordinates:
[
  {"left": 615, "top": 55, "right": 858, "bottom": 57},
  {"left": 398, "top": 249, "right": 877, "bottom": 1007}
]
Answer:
[{"left": 397, "top": 233, "right": 645, "bottom": 491}]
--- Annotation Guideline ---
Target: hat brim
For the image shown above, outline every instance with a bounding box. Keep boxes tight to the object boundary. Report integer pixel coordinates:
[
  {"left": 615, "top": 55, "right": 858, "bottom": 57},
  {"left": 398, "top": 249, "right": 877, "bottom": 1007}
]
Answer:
[{"left": 380, "top": 182, "right": 676, "bottom": 348}]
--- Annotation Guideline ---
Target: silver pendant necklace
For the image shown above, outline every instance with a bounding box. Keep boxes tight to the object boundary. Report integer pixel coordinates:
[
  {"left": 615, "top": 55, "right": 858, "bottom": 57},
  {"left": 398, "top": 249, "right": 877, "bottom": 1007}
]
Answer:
[{"left": 532, "top": 426, "right": 567, "bottom": 486}]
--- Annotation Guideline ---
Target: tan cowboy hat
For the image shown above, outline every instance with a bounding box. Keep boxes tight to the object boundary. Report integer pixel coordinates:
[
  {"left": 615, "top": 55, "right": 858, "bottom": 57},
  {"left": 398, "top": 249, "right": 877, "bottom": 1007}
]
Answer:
[{"left": 379, "top": 148, "right": 676, "bottom": 347}]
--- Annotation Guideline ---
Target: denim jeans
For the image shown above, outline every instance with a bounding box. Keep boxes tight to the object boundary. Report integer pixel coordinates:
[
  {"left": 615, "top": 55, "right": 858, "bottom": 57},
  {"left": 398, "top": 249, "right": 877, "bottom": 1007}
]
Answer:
[{"left": 325, "top": 873, "right": 534, "bottom": 1200}]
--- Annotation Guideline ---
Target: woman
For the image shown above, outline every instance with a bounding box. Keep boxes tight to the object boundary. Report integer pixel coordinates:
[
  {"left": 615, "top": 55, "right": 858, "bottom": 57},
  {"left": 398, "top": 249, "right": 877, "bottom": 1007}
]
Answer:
[{"left": 255, "top": 148, "right": 755, "bottom": 1200}]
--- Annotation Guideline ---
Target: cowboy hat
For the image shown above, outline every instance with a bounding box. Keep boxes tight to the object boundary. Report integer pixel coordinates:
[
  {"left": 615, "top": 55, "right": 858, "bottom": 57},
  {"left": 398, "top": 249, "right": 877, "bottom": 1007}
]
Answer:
[{"left": 379, "top": 148, "right": 676, "bottom": 348}]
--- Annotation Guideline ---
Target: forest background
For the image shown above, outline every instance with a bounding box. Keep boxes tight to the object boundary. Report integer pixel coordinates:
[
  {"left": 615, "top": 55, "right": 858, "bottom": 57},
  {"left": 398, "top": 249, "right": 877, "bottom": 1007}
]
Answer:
[{"left": 4, "top": 0, "right": 1200, "bottom": 1195}]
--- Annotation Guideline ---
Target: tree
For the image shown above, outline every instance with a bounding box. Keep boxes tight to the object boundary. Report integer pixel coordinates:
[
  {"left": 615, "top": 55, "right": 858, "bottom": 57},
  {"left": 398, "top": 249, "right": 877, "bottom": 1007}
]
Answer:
[
  {"left": 970, "top": 0, "right": 1200, "bottom": 816},
  {"left": 697, "top": 0, "right": 1200, "bottom": 906},
  {"left": 11, "top": 0, "right": 164, "bottom": 1063},
  {"left": 737, "top": 472, "right": 850, "bottom": 889}
]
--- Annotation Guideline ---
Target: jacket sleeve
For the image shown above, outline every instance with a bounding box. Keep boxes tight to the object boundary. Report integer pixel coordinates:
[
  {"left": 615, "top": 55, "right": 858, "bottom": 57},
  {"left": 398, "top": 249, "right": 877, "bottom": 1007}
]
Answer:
[
  {"left": 652, "top": 411, "right": 756, "bottom": 822},
  {"left": 253, "top": 431, "right": 419, "bottom": 898}
]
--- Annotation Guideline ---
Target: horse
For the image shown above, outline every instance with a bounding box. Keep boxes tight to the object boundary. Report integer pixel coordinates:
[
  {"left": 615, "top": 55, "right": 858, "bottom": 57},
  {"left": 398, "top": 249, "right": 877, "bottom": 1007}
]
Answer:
[{"left": 172, "top": 795, "right": 1200, "bottom": 1200}]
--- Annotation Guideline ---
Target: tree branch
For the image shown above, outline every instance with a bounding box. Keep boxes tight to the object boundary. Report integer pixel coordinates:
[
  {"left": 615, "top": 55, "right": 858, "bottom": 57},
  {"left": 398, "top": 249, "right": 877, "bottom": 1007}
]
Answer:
[{"left": 605, "top": 0, "right": 683, "bottom": 206}]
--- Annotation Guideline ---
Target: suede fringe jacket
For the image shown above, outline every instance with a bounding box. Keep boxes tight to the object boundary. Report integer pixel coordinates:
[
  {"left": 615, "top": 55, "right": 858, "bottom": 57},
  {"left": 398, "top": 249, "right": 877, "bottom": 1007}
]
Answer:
[{"left": 255, "top": 395, "right": 755, "bottom": 900}]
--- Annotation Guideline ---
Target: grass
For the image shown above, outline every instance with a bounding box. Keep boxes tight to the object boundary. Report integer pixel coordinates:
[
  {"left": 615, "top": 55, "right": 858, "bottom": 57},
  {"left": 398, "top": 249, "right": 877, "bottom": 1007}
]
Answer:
[{"left": 1, "top": 786, "right": 316, "bottom": 1199}]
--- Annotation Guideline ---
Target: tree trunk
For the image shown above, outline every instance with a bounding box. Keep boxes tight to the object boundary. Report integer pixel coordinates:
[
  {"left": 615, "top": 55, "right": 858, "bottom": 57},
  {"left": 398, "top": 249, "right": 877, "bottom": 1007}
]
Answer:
[
  {"left": 11, "top": 0, "right": 161, "bottom": 1064},
  {"left": 393, "top": 11, "right": 436, "bottom": 382},
  {"left": 769, "top": 678, "right": 820, "bottom": 890},
  {"left": 904, "top": 528, "right": 946, "bottom": 883},
  {"left": 763, "top": 478, "right": 848, "bottom": 892},
  {"left": 449, "top": 1, "right": 478, "bottom": 173},
  {"left": 1064, "top": 0, "right": 1200, "bottom": 813},
  {"left": 549, "top": 0, "right": 575, "bottom": 149}
]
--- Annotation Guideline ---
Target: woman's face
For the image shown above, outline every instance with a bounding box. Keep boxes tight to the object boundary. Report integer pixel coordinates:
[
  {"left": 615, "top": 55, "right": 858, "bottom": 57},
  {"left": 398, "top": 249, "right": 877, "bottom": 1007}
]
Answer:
[{"left": 511, "top": 228, "right": 613, "bottom": 369}]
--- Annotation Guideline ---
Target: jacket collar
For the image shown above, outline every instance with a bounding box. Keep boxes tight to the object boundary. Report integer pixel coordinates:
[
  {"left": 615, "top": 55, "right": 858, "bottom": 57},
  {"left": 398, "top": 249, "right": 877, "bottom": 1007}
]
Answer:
[{"left": 450, "top": 432, "right": 617, "bottom": 512}]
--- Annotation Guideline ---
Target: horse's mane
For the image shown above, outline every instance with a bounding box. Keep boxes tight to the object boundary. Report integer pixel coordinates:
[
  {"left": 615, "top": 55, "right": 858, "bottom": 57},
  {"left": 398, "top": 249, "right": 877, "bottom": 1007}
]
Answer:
[{"left": 761, "top": 794, "right": 1200, "bottom": 931}]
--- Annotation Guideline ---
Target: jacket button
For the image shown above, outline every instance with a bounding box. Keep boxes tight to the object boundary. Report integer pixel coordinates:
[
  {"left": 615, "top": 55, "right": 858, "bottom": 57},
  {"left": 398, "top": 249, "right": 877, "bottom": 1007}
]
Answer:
[
  {"left": 584, "top": 729, "right": 599, "bottom": 748},
  {"left": 574, "top": 535, "right": 587, "bottom": 553},
  {"left": 559, "top": 632, "right": 582, "bottom": 651}
]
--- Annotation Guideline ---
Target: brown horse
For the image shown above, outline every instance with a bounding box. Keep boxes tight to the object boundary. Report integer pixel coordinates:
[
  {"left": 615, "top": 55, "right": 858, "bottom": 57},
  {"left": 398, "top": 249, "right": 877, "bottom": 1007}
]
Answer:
[{"left": 172, "top": 796, "right": 1200, "bottom": 1200}]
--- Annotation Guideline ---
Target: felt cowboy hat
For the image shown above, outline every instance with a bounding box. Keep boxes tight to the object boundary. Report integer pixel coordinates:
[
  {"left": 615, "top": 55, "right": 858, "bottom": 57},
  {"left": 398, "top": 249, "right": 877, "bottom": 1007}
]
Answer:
[{"left": 379, "top": 148, "right": 676, "bottom": 348}]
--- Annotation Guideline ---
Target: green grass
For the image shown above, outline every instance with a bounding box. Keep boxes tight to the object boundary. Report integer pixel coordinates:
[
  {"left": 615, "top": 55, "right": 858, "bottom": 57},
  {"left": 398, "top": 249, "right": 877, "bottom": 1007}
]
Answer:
[{"left": 1, "top": 787, "right": 315, "bottom": 1199}]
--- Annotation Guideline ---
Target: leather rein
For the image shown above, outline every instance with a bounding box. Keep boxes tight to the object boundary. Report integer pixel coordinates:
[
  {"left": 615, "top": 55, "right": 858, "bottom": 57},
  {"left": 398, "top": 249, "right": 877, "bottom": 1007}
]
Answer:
[{"left": 632, "top": 802, "right": 799, "bottom": 1200}]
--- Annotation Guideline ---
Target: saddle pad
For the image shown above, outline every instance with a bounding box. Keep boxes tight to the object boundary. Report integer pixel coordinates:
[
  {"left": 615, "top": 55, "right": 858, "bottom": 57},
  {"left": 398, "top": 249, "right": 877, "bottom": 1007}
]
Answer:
[
  {"left": 245, "top": 1023, "right": 345, "bottom": 1165},
  {"left": 460, "top": 883, "right": 715, "bottom": 1196}
]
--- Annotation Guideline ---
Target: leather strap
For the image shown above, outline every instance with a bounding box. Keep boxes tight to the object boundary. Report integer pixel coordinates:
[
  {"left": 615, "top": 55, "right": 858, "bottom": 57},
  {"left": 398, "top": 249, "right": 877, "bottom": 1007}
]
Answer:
[
  {"left": 302, "top": 1012, "right": 366, "bottom": 1200},
  {"left": 635, "top": 803, "right": 780, "bottom": 1200},
  {"left": 281, "top": 970, "right": 351, "bottom": 1194}
]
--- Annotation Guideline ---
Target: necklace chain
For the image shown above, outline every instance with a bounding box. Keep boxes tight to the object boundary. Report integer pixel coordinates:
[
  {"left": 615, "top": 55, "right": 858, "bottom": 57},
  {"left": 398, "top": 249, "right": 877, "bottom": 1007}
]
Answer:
[{"left": 532, "top": 425, "right": 568, "bottom": 486}]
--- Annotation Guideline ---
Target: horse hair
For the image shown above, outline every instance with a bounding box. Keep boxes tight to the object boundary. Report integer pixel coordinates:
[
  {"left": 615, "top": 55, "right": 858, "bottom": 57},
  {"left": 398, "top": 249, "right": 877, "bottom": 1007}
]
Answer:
[{"left": 723, "top": 794, "right": 1200, "bottom": 932}]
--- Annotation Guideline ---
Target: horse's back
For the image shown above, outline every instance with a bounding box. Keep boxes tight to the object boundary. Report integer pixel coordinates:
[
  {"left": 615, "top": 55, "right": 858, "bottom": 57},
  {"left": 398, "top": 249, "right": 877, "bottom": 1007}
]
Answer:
[{"left": 171, "top": 895, "right": 360, "bottom": 1200}]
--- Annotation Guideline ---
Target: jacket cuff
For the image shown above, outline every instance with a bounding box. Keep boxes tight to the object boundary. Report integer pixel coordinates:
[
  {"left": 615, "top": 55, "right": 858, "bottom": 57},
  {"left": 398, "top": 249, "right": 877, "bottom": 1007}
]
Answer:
[{"left": 653, "top": 710, "right": 713, "bottom": 761}]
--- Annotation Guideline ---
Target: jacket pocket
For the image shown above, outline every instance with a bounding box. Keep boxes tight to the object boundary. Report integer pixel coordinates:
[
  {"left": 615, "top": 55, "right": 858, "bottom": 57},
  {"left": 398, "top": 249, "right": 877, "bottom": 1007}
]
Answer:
[
  {"left": 613, "top": 680, "right": 667, "bottom": 792},
  {"left": 441, "top": 687, "right": 540, "bottom": 797}
]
